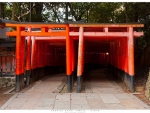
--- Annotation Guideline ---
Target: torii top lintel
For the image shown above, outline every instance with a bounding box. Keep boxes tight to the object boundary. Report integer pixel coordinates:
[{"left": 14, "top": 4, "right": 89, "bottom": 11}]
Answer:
[{"left": 0, "top": 19, "right": 144, "bottom": 38}]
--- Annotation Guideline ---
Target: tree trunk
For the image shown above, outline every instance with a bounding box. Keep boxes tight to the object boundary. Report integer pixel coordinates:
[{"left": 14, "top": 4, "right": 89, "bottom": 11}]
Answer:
[
  {"left": 133, "top": 3, "right": 139, "bottom": 51},
  {"left": 87, "top": 10, "right": 88, "bottom": 23},
  {"left": 52, "top": 4, "right": 60, "bottom": 23},
  {"left": 124, "top": 2, "right": 128, "bottom": 23},
  {"left": 11, "top": 3, "right": 18, "bottom": 21},
  {"left": 65, "top": 3, "right": 68, "bottom": 21}
]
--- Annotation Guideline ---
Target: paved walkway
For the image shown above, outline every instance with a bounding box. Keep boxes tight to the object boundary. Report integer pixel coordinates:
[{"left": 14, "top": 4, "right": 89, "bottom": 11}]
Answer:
[{"left": 0, "top": 69, "right": 150, "bottom": 110}]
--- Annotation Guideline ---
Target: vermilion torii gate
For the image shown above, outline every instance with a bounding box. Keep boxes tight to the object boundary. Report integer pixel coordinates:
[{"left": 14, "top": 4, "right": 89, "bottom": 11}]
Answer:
[{"left": 3, "top": 21, "right": 143, "bottom": 93}]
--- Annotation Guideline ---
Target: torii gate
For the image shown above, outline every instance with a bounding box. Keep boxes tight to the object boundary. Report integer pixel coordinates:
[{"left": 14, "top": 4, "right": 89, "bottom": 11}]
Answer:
[{"left": 4, "top": 22, "right": 144, "bottom": 93}]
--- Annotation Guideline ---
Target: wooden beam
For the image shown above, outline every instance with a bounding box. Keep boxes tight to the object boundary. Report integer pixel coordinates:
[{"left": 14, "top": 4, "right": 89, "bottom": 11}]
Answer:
[
  {"left": 35, "top": 36, "right": 66, "bottom": 40},
  {"left": 21, "top": 31, "right": 66, "bottom": 36},
  {"left": 69, "top": 24, "right": 144, "bottom": 27},
  {"left": 70, "top": 32, "right": 143, "bottom": 37}
]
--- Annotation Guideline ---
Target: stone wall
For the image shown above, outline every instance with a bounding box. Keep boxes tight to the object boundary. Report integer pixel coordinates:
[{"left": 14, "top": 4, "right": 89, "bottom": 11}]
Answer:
[{"left": 0, "top": 77, "right": 15, "bottom": 88}]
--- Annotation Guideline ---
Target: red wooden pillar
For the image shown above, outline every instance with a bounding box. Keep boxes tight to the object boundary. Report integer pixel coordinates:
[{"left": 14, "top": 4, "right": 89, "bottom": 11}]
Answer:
[
  {"left": 44, "top": 43, "right": 46, "bottom": 67},
  {"left": 52, "top": 46, "right": 54, "bottom": 66},
  {"left": 37, "top": 41, "right": 41, "bottom": 79},
  {"left": 124, "top": 38, "right": 128, "bottom": 73},
  {"left": 115, "top": 41, "right": 118, "bottom": 68},
  {"left": 82, "top": 38, "right": 85, "bottom": 73},
  {"left": 48, "top": 45, "right": 50, "bottom": 66},
  {"left": 21, "top": 31, "right": 25, "bottom": 88},
  {"left": 39, "top": 42, "right": 42, "bottom": 68},
  {"left": 123, "top": 38, "right": 126, "bottom": 72},
  {"left": 31, "top": 36, "right": 35, "bottom": 82},
  {"left": 15, "top": 26, "right": 25, "bottom": 92},
  {"left": 77, "top": 27, "right": 84, "bottom": 93},
  {"left": 118, "top": 40, "right": 120, "bottom": 70},
  {"left": 57, "top": 48, "right": 59, "bottom": 66},
  {"left": 37, "top": 41, "right": 40, "bottom": 68},
  {"left": 110, "top": 42, "right": 112, "bottom": 67},
  {"left": 55, "top": 48, "right": 58, "bottom": 66},
  {"left": 25, "top": 28, "right": 31, "bottom": 86},
  {"left": 66, "top": 25, "right": 72, "bottom": 92},
  {"left": 49, "top": 45, "right": 52, "bottom": 66},
  {"left": 113, "top": 42, "right": 116, "bottom": 68},
  {"left": 34, "top": 39, "right": 38, "bottom": 80},
  {"left": 116, "top": 41, "right": 119, "bottom": 76},
  {"left": 45, "top": 43, "right": 49, "bottom": 66},
  {"left": 71, "top": 37, "right": 75, "bottom": 89},
  {"left": 42, "top": 42, "right": 44, "bottom": 67},
  {"left": 120, "top": 40, "right": 123, "bottom": 71},
  {"left": 127, "top": 27, "right": 134, "bottom": 91}
]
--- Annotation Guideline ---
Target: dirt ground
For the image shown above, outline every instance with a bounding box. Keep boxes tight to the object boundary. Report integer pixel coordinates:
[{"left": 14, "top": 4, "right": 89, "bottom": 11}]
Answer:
[
  {"left": 0, "top": 87, "right": 14, "bottom": 107},
  {"left": 117, "top": 81, "right": 150, "bottom": 107}
]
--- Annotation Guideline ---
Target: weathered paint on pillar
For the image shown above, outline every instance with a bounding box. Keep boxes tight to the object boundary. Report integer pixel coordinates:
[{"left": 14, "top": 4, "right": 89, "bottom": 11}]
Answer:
[
  {"left": 128, "top": 27, "right": 134, "bottom": 76},
  {"left": 128, "top": 27, "right": 134, "bottom": 91},
  {"left": 77, "top": 27, "right": 84, "bottom": 76},
  {"left": 77, "top": 27, "right": 84, "bottom": 93}
]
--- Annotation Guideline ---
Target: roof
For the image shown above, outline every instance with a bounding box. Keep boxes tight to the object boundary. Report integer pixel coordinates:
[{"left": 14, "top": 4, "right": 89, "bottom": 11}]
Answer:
[
  {"left": 0, "top": 27, "right": 9, "bottom": 39},
  {"left": 0, "top": 18, "right": 144, "bottom": 26}
]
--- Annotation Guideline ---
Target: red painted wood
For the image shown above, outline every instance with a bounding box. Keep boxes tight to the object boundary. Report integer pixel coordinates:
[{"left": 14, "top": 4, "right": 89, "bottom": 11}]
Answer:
[{"left": 4, "top": 23, "right": 143, "bottom": 77}]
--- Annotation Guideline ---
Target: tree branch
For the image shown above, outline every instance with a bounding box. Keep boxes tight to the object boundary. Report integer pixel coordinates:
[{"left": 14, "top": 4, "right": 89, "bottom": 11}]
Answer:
[
  {"left": 52, "top": 4, "right": 60, "bottom": 23},
  {"left": 15, "top": 10, "right": 30, "bottom": 22}
]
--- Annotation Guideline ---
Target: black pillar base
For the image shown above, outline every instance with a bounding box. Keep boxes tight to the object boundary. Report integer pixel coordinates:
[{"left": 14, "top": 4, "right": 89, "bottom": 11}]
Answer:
[
  {"left": 130, "top": 76, "right": 134, "bottom": 92},
  {"left": 121, "top": 70, "right": 135, "bottom": 92},
  {"left": 30, "top": 69, "right": 34, "bottom": 83},
  {"left": 15, "top": 75, "right": 20, "bottom": 92},
  {"left": 67, "top": 75, "right": 72, "bottom": 93},
  {"left": 26, "top": 70, "right": 30, "bottom": 86},
  {"left": 77, "top": 76, "right": 82, "bottom": 93},
  {"left": 20, "top": 74, "right": 23, "bottom": 90},
  {"left": 71, "top": 71, "right": 75, "bottom": 89},
  {"left": 109, "top": 65, "right": 135, "bottom": 92}
]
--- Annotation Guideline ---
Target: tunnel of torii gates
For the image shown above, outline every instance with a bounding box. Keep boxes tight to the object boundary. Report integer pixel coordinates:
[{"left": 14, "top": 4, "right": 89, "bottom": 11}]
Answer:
[{"left": 4, "top": 22, "right": 144, "bottom": 93}]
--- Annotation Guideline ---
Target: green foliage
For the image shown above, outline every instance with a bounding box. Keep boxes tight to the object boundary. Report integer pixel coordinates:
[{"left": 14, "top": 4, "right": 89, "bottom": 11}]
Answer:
[{"left": 88, "top": 3, "right": 120, "bottom": 23}]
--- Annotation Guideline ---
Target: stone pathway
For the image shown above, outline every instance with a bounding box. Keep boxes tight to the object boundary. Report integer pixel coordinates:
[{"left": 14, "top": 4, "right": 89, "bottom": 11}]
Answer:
[{"left": 1, "top": 69, "right": 150, "bottom": 110}]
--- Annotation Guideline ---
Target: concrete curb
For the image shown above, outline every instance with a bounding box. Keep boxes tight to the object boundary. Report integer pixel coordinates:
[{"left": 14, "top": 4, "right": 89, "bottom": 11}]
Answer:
[
  {"left": 4, "top": 87, "right": 15, "bottom": 94},
  {"left": 129, "top": 93, "right": 150, "bottom": 109},
  {"left": 0, "top": 93, "right": 18, "bottom": 110}
]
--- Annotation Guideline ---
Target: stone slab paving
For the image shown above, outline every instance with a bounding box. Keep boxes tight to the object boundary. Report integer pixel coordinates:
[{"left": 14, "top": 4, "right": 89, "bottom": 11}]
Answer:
[
  {"left": 1, "top": 70, "right": 150, "bottom": 110},
  {"left": 54, "top": 101, "right": 70, "bottom": 109},
  {"left": 99, "top": 94, "right": 120, "bottom": 104}
]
